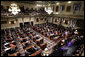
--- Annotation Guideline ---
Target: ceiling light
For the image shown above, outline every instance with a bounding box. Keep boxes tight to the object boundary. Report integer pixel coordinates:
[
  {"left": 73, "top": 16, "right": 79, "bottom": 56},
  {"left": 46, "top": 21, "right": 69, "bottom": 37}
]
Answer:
[{"left": 68, "top": 1, "right": 71, "bottom": 3}]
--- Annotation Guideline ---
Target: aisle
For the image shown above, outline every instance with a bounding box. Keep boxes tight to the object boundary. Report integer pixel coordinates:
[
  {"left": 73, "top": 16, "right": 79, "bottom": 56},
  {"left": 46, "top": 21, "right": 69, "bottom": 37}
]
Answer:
[
  {"left": 12, "top": 31, "right": 25, "bottom": 56},
  {"left": 32, "top": 29, "right": 57, "bottom": 55}
]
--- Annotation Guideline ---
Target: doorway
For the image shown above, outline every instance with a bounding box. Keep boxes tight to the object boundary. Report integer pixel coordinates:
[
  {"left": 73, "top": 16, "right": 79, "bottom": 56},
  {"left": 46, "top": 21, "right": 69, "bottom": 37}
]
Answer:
[
  {"left": 24, "top": 22, "right": 34, "bottom": 27},
  {"left": 19, "top": 23, "right": 23, "bottom": 28}
]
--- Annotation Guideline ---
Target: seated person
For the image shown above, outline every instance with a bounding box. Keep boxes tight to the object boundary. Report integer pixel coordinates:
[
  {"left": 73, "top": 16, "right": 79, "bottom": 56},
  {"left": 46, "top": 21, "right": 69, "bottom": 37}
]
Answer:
[
  {"left": 26, "top": 37, "right": 31, "bottom": 41},
  {"left": 30, "top": 31, "right": 33, "bottom": 34},
  {"left": 10, "top": 49, "right": 17, "bottom": 54},
  {"left": 33, "top": 36, "right": 40, "bottom": 41},
  {"left": 54, "top": 31, "right": 58, "bottom": 35},
  {"left": 65, "top": 30, "right": 69, "bottom": 36},
  {"left": 25, "top": 50, "right": 31, "bottom": 56},
  {"left": 33, "top": 45, "right": 39, "bottom": 51},
  {"left": 10, "top": 44, "right": 16, "bottom": 47},
  {"left": 11, "top": 41, "right": 16, "bottom": 45},
  {"left": 5, "top": 48, "right": 11, "bottom": 54},
  {"left": 29, "top": 34, "right": 34, "bottom": 38},
  {"left": 50, "top": 35, "right": 56, "bottom": 40},
  {"left": 32, "top": 33, "right": 36, "bottom": 36},
  {"left": 37, "top": 40, "right": 43, "bottom": 46},
  {"left": 25, "top": 42, "right": 31, "bottom": 47},
  {"left": 23, "top": 39, "right": 27, "bottom": 42},
  {"left": 47, "top": 32, "right": 50, "bottom": 36},
  {"left": 37, "top": 27, "right": 39, "bottom": 31},
  {"left": 42, "top": 31, "right": 44, "bottom": 35},
  {"left": 30, "top": 41, "right": 35, "bottom": 44},
  {"left": 17, "top": 53, "right": 21, "bottom": 56},
  {"left": 3, "top": 51, "right": 8, "bottom": 56},
  {"left": 26, "top": 49, "right": 33, "bottom": 55},
  {"left": 20, "top": 36, "right": 24, "bottom": 38},
  {"left": 23, "top": 45, "right": 27, "bottom": 49},
  {"left": 47, "top": 29, "right": 50, "bottom": 32},
  {"left": 4, "top": 43, "right": 10, "bottom": 48}
]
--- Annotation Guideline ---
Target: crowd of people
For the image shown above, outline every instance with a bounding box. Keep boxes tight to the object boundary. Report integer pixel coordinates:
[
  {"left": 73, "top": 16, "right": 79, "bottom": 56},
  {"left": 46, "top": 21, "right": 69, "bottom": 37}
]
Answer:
[
  {"left": 1, "top": 23, "right": 84, "bottom": 56},
  {"left": 32, "top": 23, "right": 84, "bottom": 56}
]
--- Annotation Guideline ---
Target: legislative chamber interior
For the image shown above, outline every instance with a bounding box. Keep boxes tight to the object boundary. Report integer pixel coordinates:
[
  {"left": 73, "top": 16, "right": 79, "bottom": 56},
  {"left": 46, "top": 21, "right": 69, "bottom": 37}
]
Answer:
[{"left": 1, "top": 1, "right": 84, "bottom": 56}]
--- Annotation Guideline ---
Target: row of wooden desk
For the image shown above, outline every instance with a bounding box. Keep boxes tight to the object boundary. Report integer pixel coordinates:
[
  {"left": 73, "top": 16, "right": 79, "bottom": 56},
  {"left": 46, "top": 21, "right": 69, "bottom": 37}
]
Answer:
[
  {"left": 16, "top": 27, "right": 47, "bottom": 56},
  {"left": 2, "top": 27, "right": 48, "bottom": 56},
  {"left": 33, "top": 24, "right": 71, "bottom": 47}
]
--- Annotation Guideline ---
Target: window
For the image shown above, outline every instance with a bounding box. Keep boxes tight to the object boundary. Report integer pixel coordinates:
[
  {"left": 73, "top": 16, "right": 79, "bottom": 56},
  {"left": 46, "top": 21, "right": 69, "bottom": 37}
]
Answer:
[
  {"left": 1, "top": 21, "right": 7, "bottom": 24},
  {"left": 41, "top": 18, "right": 43, "bottom": 20},
  {"left": 60, "top": 5, "right": 65, "bottom": 11},
  {"left": 45, "top": 18, "right": 47, "bottom": 21},
  {"left": 66, "top": 6, "right": 71, "bottom": 12},
  {"left": 65, "top": 20, "right": 68, "bottom": 24},
  {"left": 19, "top": 5, "right": 24, "bottom": 12},
  {"left": 56, "top": 6, "right": 59, "bottom": 12},
  {"left": 11, "top": 21, "right": 14, "bottom": 24},
  {"left": 55, "top": 19, "right": 57, "bottom": 22},
  {"left": 53, "top": 5, "right": 55, "bottom": 11},
  {"left": 36, "top": 18, "right": 39, "bottom": 22},
  {"left": 73, "top": 3, "right": 81, "bottom": 11}
]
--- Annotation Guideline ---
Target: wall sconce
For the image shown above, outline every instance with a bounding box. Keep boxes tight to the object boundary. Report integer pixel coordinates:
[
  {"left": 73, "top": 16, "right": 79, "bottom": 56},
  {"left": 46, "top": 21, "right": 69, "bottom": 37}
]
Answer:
[
  {"left": 56, "top": 2, "right": 59, "bottom": 5},
  {"left": 14, "top": 21, "right": 16, "bottom": 23},
  {"left": 9, "top": 21, "right": 11, "bottom": 24}
]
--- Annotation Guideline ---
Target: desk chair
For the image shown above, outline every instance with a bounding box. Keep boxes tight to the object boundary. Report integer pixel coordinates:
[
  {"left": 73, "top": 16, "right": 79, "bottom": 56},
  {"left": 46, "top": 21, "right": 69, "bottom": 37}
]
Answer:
[{"left": 6, "top": 49, "right": 11, "bottom": 54}]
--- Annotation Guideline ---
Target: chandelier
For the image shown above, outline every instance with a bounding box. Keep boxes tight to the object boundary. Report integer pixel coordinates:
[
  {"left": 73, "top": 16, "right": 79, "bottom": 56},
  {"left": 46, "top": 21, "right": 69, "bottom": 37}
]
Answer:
[
  {"left": 45, "top": 5, "right": 53, "bottom": 15},
  {"left": 8, "top": 3, "right": 20, "bottom": 15}
]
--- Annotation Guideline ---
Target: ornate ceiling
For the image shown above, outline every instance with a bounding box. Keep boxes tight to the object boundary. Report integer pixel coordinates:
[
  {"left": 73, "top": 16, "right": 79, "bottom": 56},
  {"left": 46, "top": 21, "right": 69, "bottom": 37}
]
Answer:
[{"left": 16, "top": 1, "right": 63, "bottom": 5}]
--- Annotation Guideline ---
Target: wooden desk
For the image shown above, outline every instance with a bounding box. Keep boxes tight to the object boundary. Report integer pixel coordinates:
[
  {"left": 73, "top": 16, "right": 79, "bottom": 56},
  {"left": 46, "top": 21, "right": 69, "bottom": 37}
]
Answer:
[
  {"left": 8, "top": 41, "right": 16, "bottom": 44},
  {"left": 36, "top": 38, "right": 43, "bottom": 42},
  {"left": 40, "top": 31, "right": 43, "bottom": 34},
  {"left": 29, "top": 49, "right": 42, "bottom": 56},
  {"left": 40, "top": 43, "right": 47, "bottom": 50},
  {"left": 48, "top": 36, "right": 50, "bottom": 39},
  {"left": 23, "top": 40, "right": 31, "bottom": 44},
  {"left": 65, "top": 35, "right": 69, "bottom": 39},
  {"left": 31, "top": 36, "right": 37, "bottom": 40},
  {"left": 8, "top": 52, "right": 20, "bottom": 56},
  {"left": 10, "top": 45, "right": 16, "bottom": 49},
  {"left": 53, "top": 36, "right": 59, "bottom": 39},
  {"left": 58, "top": 33, "right": 62, "bottom": 36},
  {"left": 44, "top": 33, "right": 47, "bottom": 37},
  {"left": 48, "top": 34, "right": 54, "bottom": 39},
  {"left": 20, "top": 38, "right": 26, "bottom": 41},
  {"left": 25, "top": 44, "right": 35, "bottom": 50}
]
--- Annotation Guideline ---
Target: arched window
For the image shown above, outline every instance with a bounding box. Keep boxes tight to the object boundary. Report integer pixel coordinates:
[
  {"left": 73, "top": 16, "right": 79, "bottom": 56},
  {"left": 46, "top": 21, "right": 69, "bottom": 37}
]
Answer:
[
  {"left": 56, "top": 6, "right": 59, "bottom": 12},
  {"left": 60, "top": 5, "right": 65, "bottom": 11},
  {"left": 36, "top": 18, "right": 39, "bottom": 22},
  {"left": 66, "top": 6, "right": 71, "bottom": 12},
  {"left": 73, "top": 3, "right": 81, "bottom": 11}
]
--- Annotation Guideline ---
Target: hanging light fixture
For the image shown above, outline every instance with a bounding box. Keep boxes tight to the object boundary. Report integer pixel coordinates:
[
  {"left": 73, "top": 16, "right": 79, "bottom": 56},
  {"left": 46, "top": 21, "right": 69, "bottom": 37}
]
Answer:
[
  {"left": 44, "top": 4, "right": 53, "bottom": 15},
  {"left": 68, "top": 1, "right": 72, "bottom": 4},
  {"left": 8, "top": 3, "right": 20, "bottom": 15}
]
